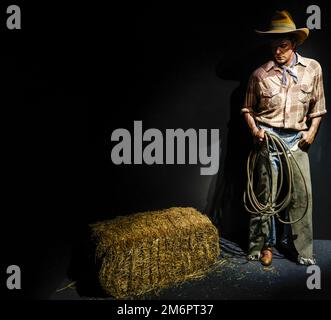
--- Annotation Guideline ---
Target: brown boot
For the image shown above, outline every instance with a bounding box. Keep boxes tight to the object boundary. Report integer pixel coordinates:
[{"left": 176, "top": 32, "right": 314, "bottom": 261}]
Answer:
[{"left": 260, "top": 247, "right": 273, "bottom": 266}]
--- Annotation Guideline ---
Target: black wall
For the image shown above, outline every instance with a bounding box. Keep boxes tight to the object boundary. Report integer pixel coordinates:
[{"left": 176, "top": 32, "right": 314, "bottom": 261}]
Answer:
[
  {"left": 88, "top": 1, "right": 331, "bottom": 240},
  {"left": 1, "top": 1, "right": 330, "bottom": 298}
]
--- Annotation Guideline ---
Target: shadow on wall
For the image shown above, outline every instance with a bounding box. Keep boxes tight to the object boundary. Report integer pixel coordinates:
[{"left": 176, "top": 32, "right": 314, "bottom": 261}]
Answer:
[{"left": 205, "top": 42, "right": 271, "bottom": 251}]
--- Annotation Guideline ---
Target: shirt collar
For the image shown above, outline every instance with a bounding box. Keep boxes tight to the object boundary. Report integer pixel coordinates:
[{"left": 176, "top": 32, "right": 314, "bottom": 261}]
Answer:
[
  {"left": 295, "top": 53, "right": 307, "bottom": 67},
  {"left": 263, "top": 53, "right": 307, "bottom": 72}
]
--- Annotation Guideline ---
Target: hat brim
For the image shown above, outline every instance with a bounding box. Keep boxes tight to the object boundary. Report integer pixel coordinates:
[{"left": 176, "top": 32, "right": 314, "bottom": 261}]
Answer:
[{"left": 255, "top": 28, "right": 309, "bottom": 45}]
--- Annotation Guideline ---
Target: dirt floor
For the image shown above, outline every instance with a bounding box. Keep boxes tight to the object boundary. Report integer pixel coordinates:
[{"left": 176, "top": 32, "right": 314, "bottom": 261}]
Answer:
[{"left": 49, "top": 239, "right": 331, "bottom": 300}]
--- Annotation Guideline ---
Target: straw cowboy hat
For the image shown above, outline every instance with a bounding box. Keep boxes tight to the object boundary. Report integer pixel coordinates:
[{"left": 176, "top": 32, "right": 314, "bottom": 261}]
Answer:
[{"left": 255, "top": 10, "right": 309, "bottom": 45}]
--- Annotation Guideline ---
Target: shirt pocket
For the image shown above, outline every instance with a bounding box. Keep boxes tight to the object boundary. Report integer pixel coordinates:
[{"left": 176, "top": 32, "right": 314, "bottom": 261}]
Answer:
[
  {"left": 259, "top": 87, "right": 281, "bottom": 110},
  {"left": 298, "top": 84, "right": 313, "bottom": 104},
  {"left": 297, "top": 84, "right": 313, "bottom": 123}
]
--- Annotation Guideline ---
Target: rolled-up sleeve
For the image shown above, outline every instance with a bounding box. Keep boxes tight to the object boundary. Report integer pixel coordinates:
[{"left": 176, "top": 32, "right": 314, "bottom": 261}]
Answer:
[
  {"left": 307, "top": 63, "right": 327, "bottom": 119},
  {"left": 241, "top": 75, "right": 257, "bottom": 114}
]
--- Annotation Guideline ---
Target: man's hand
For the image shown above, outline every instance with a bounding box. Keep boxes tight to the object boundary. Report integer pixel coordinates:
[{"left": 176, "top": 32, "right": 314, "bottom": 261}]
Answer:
[
  {"left": 299, "top": 131, "right": 315, "bottom": 150},
  {"left": 252, "top": 127, "right": 265, "bottom": 145},
  {"left": 298, "top": 116, "right": 323, "bottom": 151}
]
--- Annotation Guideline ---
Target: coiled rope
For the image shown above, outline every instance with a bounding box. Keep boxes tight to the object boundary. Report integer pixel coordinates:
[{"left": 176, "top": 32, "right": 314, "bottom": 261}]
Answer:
[{"left": 243, "top": 131, "right": 308, "bottom": 224}]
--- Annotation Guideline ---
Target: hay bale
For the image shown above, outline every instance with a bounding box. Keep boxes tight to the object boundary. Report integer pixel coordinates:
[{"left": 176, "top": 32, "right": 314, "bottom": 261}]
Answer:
[{"left": 90, "top": 207, "right": 220, "bottom": 298}]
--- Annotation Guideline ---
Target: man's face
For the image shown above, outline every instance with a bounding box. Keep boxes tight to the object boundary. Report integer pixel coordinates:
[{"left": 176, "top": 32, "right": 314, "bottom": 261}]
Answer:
[{"left": 271, "top": 39, "right": 295, "bottom": 66}]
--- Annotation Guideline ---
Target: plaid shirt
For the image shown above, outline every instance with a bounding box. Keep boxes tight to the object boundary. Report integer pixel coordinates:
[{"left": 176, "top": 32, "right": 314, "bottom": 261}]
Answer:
[{"left": 241, "top": 54, "right": 327, "bottom": 131}]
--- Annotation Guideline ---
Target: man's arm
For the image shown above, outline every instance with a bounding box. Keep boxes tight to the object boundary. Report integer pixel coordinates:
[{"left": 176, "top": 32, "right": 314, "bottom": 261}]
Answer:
[
  {"left": 299, "top": 116, "right": 322, "bottom": 149},
  {"left": 242, "top": 74, "right": 265, "bottom": 143},
  {"left": 243, "top": 112, "right": 265, "bottom": 143},
  {"left": 300, "top": 62, "right": 327, "bottom": 149}
]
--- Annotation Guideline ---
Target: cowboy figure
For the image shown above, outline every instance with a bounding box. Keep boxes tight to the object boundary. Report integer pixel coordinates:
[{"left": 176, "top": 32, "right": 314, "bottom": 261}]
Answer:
[{"left": 241, "top": 11, "right": 327, "bottom": 266}]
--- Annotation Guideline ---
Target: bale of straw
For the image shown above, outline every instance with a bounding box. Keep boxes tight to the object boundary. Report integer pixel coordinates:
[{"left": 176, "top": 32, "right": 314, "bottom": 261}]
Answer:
[{"left": 90, "top": 207, "right": 220, "bottom": 298}]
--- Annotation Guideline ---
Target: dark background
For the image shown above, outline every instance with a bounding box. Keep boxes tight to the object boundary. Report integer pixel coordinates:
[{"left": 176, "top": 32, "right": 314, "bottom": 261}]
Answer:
[{"left": 1, "top": 0, "right": 330, "bottom": 299}]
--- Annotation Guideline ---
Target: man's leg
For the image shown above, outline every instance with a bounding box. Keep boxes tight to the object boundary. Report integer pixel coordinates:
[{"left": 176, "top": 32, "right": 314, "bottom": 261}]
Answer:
[
  {"left": 248, "top": 153, "right": 278, "bottom": 259},
  {"left": 288, "top": 148, "right": 314, "bottom": 264}
]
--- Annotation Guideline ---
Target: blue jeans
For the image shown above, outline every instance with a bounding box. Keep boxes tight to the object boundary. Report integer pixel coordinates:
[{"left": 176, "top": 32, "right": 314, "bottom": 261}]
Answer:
[{"left": 258, "top": 124, "right": 303, "bottom": 247}]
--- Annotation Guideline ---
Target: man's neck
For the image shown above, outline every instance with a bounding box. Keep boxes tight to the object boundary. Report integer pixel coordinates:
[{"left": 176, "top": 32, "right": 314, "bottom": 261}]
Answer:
[{"left": 284, "top": 51, "right": 296, "bottom": 67}]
